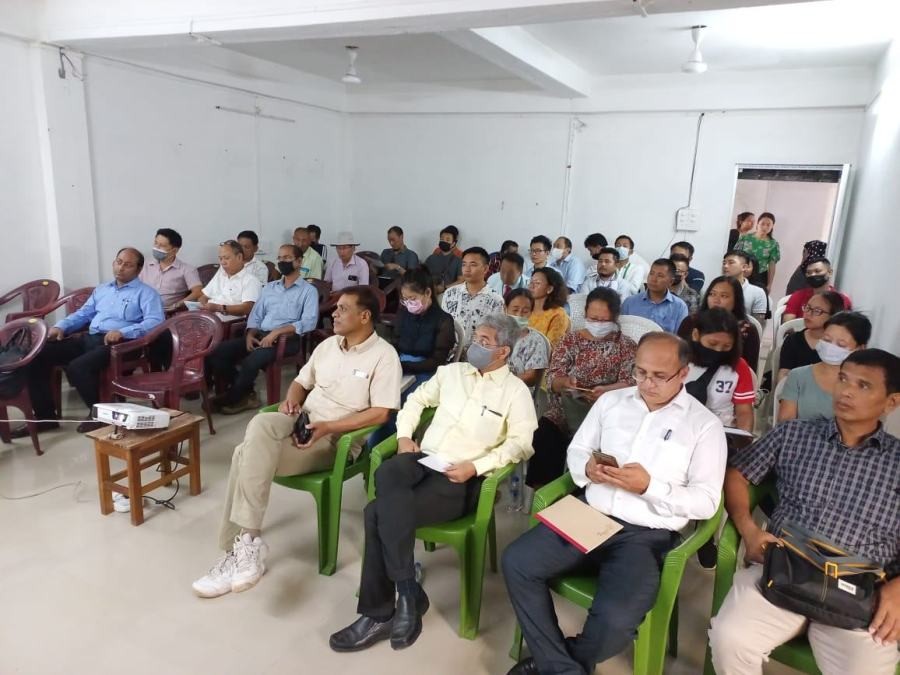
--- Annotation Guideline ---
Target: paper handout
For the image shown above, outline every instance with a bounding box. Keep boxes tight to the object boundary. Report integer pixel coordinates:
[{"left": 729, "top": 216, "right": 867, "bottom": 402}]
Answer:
[{"left": 418, "top": 453, "right": 453, "bottom": 473}]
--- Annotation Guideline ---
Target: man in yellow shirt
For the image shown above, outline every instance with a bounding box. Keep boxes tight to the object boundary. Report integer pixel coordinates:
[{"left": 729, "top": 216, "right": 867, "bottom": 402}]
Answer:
[
  {"left": 329, "top": 314, "right": 538, "bottom": 653},
  {"left": 292, "top": 226, "right": 324, "bottom": 280}
]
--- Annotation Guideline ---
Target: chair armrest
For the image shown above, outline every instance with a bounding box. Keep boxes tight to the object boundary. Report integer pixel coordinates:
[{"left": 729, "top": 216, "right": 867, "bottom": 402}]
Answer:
[
  {"left": 366, "top": 407, "right": 438, "bottom": 500},
  {"left": 108, "top": 332, "right": 155, "bottom": 378},
  {"left": 5, "top": 297, "right": 67, "bottom": 322},
  {"left": 529, "top": 473, "right": 578, "bottom": 524},
  {"left": 473, "top": 462, "right": 516, "bottom": 525}
]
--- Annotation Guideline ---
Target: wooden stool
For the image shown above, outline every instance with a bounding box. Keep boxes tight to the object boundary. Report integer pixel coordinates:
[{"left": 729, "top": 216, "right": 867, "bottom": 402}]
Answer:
[{"left": 87, "top": 409, "right": 203, "bottom": 526}]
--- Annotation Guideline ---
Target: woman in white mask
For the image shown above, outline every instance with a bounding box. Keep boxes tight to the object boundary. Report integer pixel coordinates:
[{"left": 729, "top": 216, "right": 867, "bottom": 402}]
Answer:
[
  {"left": 525, "top": 287, "right": 637, "bottom": 488},
  {"left": 778, "top": 311, "right": 871, "bottom": 423},
  {"left": 504, "top": 289, "right": 550, "bottom": 389}
]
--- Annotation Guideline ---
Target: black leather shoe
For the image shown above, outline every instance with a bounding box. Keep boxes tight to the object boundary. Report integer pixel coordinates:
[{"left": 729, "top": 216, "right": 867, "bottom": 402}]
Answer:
[
  {"left": 507, "top": 657, "right": 539, "bottom": 675},
  {"left": 9, "top": 421, "right": 59, "bottom": 439},
  {"left": 390, "top": 590, "right": 427, "bottom": 650},
  {"left": 329, "top": 615, "right": 392, "bottom": 652}
]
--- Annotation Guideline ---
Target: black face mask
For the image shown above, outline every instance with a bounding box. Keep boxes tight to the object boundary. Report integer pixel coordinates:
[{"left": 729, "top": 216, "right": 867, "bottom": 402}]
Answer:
[
  {"left": 277, "top": 261, "right": 296, "bottom": 276},
  {"left": 438, "top": 241, "right": 453, "bottom": 253},
  {"left": 693, "top": 342, "right": 729, "bottom": 369},
  {"left": 806, "top": 274, "right": 828, "bottom": 288},
  {"left": 673, "top": 273, "right": 684, "bottom": 285}
]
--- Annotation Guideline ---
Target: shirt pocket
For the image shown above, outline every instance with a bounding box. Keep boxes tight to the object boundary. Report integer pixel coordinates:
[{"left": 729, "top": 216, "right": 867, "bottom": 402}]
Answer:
[
  {"left": 460, "top": 398, "right": 505, "bottom": 448},
  {"left": 318, "top": 369, "right": 372, "bottom": 412},
  {"left": 122, "top": 298, "right": 143, "bottom": 322},
  {"left": 648, "top": 440, "right": 694, "bottom": 484}
]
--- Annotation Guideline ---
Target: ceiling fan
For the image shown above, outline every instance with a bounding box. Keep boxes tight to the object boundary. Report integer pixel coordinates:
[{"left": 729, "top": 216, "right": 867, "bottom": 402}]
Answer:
[
  {"left": 341, "top": 45, "right": 361, "bottom": 84},
  {"left": 682, "top": 25, "right": 709, "bottom": 74}
]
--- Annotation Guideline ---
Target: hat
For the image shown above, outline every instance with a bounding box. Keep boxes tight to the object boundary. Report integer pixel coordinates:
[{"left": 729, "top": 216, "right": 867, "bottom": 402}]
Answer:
[{"left": 331, "top": 231, "right": 359, "bottom": 246}]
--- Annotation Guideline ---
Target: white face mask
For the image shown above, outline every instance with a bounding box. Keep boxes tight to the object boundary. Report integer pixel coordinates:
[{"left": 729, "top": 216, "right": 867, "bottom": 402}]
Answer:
[
  {"left": 550, "top": 247, "right": 565, "bottom": 261},
  {"left": 584, "top": 320, "right": 618, "bottom": 339},
  {"left": 616, "top": 246, "right": 631, "bottom": 261},
  {"left": 816, "top": 340, "right": 852, "bottom": 366}
]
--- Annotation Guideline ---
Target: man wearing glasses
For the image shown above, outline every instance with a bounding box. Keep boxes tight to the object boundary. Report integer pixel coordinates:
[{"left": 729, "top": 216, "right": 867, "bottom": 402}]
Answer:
[
  {"left": 523, "top": 235, "right": 553, "bottom": 281},
  {"left": 503, "top": 332, "right": 727, "bottom": 675}
]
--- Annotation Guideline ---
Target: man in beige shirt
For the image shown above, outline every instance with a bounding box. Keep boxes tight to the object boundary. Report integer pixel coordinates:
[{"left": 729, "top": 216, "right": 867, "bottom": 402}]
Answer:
[
  {"left": 330, "top": 314, "right": 537, "bottom": 653},
  {"left": 292, "top": 226, "right": 324, "bottom": 280},
  {"left": 192, "top": 286, "right": 402, "bottom": 599}
]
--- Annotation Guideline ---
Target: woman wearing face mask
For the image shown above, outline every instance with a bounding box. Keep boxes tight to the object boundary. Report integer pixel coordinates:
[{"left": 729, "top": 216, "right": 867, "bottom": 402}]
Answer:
[
  {"left": 527, "top": 267, "right": 570, "bottom": 348},
  {"left": 734, "top": 211, "right": 780, "bottom": 292},
  {"left": 679, "top": 275, "right": 761, "bottom": 372},
  {"left": 684, "top": 308, "right": 755, "bottom": 432},
  {"left": 505, "top": 289, "right": 550, "bottom": 389},
  {"left": 525, "top": 287, "right": 637, "bottom": 488},
  {"left": 778, "top": 311, "right": 871, "bottom": 423},
  {"left": 776, "top": 291, "right": 846, "bottom": 384}
]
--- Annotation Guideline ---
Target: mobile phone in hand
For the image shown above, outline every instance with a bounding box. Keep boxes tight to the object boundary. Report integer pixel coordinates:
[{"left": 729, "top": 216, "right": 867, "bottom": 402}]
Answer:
[
  {"left": 292, "top": 411, "right": 313, "bottom": 445},
  {"left": 592, "top": 450, "right": 619, "bottom": 468}
]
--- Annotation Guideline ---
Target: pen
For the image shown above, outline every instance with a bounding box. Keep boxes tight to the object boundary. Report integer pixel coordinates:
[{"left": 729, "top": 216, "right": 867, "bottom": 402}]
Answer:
[
  {"left": 481, "top": 405, "right": 502, "bottom": 417},
  {"left": 663, "top": 429, "right": 672, "bottom": 441}
]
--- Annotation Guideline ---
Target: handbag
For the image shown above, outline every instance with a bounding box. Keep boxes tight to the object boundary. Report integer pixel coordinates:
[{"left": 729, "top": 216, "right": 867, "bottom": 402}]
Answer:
[{"left": 760, "top": 521, "right": 886, "bottom": 630}]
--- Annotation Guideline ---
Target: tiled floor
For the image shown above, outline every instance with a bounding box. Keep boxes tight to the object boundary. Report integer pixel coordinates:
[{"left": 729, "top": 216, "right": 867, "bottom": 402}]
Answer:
[{"left": 0, "top": 382, "right": 795, "bottom": 675}]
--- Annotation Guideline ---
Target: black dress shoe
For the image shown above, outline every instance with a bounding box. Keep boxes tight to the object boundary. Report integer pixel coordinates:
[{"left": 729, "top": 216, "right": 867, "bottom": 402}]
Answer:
[
  {"left": 9, "top": 421, "right": 59, "bottom": 439},
  {"left": 507, "top": 657, "right": 539, "bottom": 675},
  {"left": 390, "top": 590, "right": 427, "bottom": 650},
  {"left": 329, "top": 615, "right": 392, "bottom": 652}
]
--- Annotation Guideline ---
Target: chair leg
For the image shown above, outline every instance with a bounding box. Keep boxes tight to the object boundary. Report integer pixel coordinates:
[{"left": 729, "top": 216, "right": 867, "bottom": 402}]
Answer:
[
  {"left": 26, "top": 421, "right": 42, "bottom": 456},
  {"left": 266, "top": 365, "right": 280, "bottom": 406},
  {"left": 321, "top": 474, "right": 347, "bottom": 577},
  {"left": 424, "top": 541, "right": 436, "bottom": 552},
  {"left": 488, "top": 515, "right": 498, "bottom": 573},
  {"left": 509, "top": 622, "right": 525, "bottom": 661},
  {"left": 459, "top": 529, "right": 490, "bottom": 640},
  {"left": 633, "top": 608, "right": 669, "bottom": 675},
  {"left": 668, "top": 596, "right": 679, "bottom": 658},
  {"left": 0, "top": 405, "right": 10, "bottom": 443},
  {"left": 310, "top": 484, "right": 331, "bottom": 575},
  {"left": 200, "top": 386, "right": 215, "bottom": 435}
]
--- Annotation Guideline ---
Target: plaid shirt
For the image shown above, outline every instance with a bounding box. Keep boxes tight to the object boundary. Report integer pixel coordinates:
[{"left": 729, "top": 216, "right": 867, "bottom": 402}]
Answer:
[{"left": 730, "top": 418, "right": 900, "bottom": 578}]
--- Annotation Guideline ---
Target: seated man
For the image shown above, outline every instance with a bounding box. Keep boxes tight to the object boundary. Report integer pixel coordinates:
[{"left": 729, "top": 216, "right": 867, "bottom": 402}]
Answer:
[
  {"left": 487, "top": 239, "right": 518, "bottom": 278},
  {"left": 329, "top": 314, "right": 538, "bottom": 652},
  {"left": 583, "top": 232, "right": 608, "bottom": 261},
  {"left": 669, "top": 252, "right": 701, "bottom": 313},
  {"left": 291, "top": 226, "right": 324, "bottom": 280},
  {"left": 614, "top": 234, "right": 650, "bottom": 292},
  {"left": 325, "top": 231, "right": 370, "bottom": 292},
  {"left": 550, "top": 236, "right": 587, "bottom": 294},
  {"left": 487, "top": 252, "right": 527, "bottom": 298},
  {"left": 237, "top": 230, "right": 270, "bottom": 285},
  {"left": 621, "top": 259, "right": 689, "bottom": 333},
  {"left": 723, "top": 250, "right": 767, "bottom": 324},
  {"left": 140, "top": 227, "right": 202, "bottom": 310},
  {"left": 192, "top": 286, "right": 402, "bottom": 598},
  {"left": 441, "top": 247, "right": 506, "bottom": 348},
  {"left": 503, "top": 333, "right": 726, "bottom": 675},
  {"left": 380, "top": 226, "right": 420, "bottom": 278},
  {"left": 198, "top": 240, "right": 262, "bottom": 318},
  {"left": 308, "top": 223, "right": 326, "bottom": 262},
  {"left": 207, "top": 245, "right": 319, "bottom": 414},
  {"left": 709, "top": 348, "right": 900, "bottom": 675},
  {"left": 579, "top": 246, "right": 635, "bottom": 298},
  {"left": 523, "top": 235, "right": 553, "bottom": 280},
  {"left": 670, "top": 241, "right": 705, "bottom": 293},
  {"left": 782, "top": 255, "right": 852, "bottom": 323},
  {"left": 22, "top": 248, "right": 165, "bottom": 435},
  {"left": 424, "top": 225, "right": 463, "bottom": 293}
]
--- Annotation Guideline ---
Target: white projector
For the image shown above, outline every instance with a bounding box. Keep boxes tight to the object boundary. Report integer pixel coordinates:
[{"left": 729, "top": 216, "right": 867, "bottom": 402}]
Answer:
[{"left": 91, "top": 403, "right": 171, "bottom": 430}]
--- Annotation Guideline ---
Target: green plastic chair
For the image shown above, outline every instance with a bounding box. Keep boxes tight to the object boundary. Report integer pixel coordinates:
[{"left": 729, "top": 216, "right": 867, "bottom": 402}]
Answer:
[
  {"left": 266, "top": 403, "right": 380, "bottom": 576},
  {"left": 509, "top": 472, "right": 725, "bottom": 675},
  {"left": 702, "top": 481, "right": 900, "bottom": 675},
  {"left": 367, "top": 409, "right": 512, "bottom": 640}
]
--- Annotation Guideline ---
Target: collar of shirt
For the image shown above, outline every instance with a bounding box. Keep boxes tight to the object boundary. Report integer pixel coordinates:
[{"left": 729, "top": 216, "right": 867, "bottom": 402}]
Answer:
[
  {"left": 459, "top": 362, "right": 513, "bottom": 383},
  {"left": 461, "top": 283, "right": 493, "bottom": 298},
  {"left": 148, "top": 258, "right": 185, "bottom": 272},
  {"left": 105, "top": 278, "right": 142, "bottom": 291},
  {"left": 336, "top": 255, "right": 364, "bottom": 270},
  {"left": 225, "top": 267, "right": 251, "bottom": 281},
  {"left": 824, "top": 417, "right": 888, "bottom": 453},
  {"left": 339, "top": 330, "right": 379, "bottom": 354},
  {"left": 629, "top": 384, "right": 693, "bottom": 412},
  {"left": 640, "top": 290, "right": 675, "bottom": 305}
]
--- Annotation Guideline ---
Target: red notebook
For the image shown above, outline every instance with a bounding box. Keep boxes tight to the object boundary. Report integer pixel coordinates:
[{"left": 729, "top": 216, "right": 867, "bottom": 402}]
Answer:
[{"left": 535, "top": 495, "right": 623, "bottom": 553}]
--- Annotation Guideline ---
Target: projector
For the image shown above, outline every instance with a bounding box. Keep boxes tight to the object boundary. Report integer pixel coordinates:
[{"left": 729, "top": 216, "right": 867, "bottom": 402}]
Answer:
[{"left": 91, "top": 403, "right": 171, "bottom": 430}]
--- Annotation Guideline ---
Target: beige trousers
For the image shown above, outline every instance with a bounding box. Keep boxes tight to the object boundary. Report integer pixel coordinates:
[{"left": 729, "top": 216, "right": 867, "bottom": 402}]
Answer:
[
  {"left": 218, "top": 412, "right": 337, "bottom": 550},
  {"left": 709, "top": 565, "right": 899, "bottom": 675}
]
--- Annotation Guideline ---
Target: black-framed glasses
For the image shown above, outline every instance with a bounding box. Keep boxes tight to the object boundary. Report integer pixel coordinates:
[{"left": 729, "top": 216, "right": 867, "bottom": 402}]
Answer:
[
  {"left": 631, "top": 365, "right": 681, "bottom": 386},
  {"left": 801, "top": 304, "right": 830, "bottom": 317}
]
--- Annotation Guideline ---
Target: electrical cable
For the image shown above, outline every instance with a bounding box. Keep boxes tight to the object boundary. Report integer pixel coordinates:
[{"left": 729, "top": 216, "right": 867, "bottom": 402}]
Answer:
[
  {"left": 1, "top": 481, "right": 83, "bottom": 500},
  {"left": 657, "top": 111, "right": 706, "bottom": 258}
]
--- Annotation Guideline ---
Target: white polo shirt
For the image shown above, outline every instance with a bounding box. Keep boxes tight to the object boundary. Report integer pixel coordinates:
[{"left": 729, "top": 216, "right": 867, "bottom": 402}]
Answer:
[
  {"left": 202, "top": 266, "right": 262, "bottom": 306},
  {"left": 243, "top": 257, "right": 270, "bottom": 286}
]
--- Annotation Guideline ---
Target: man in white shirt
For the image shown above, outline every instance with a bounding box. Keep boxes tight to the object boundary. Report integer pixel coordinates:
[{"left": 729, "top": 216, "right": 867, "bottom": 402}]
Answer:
[
  {"left": 550, "top": 236, "right": 587, "bottom": 294},
  {"left": 614, "top": 234, "right": 650, "bottom": 292},
  {"left": 199, "top": 240, "right": 263, "bottom": 317},
  {"left": 237, "top": 230, "right": 270, "bottom": 285},
  {"left": 723, "top": 250, "right": 767, "bottom": 324},
  {"left": 578, "top": 246, "right": 635, "bottom": 299},
  {"left": 503, "top": 332, "right": 727, "bottom": 675},
  {"left": 486, "top": 252, "right": 527, "bottom": 298},
  {"left": 442, "top": 246, "right": 506, "bottom": 347}
]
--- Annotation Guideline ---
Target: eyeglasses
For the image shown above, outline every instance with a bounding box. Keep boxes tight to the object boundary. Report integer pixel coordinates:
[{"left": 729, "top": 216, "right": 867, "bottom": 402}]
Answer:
[
  {"left": 801, "top": 304, "right": 830, "bottom": 317},
  {"left": 631, "top": 365, "right": 681, "bottom": 386},
  {"left": 529, "top": 248, "right": 548, "bottom": 255},
  {"left": 472, "top": 336, "right": 500, "bottom": 348}
]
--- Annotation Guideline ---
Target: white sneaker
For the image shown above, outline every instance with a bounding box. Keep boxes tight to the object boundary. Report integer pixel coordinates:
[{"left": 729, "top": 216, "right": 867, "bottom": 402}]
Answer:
[
  {"left": 192, "top": 550, "right": 237, "bottom": 598},
  {"left": 113, "top": 493, "right": 131, "bottom": 513},
  {"left": 231, "top": 533, "right": 268, "bottom": 593}
]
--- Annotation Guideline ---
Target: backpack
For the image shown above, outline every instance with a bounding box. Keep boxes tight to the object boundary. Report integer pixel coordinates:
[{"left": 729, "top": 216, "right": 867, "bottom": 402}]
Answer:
[{"left": 0, "top": 326, "right": 33, "bottom": 398}]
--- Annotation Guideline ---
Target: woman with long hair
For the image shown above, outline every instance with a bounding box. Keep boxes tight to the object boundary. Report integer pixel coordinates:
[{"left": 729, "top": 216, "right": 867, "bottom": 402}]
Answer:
[{"left": 527, "top": 267, "right": 570, "bottom": 348}]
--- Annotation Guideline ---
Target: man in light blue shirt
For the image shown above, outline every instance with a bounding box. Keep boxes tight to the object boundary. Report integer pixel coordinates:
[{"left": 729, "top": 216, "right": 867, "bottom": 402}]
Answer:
[
  {"left": 621, "top": 259, "right": 689, "bottom": 333},
  {"left": 22, "top": 247, "right": 165, "bottom": 434},
  {"left": 550, "top": 236, "right": 587, "bottom": 293},
  {"left": 207, "top": 244, "right": 320, "bottom": 414}
]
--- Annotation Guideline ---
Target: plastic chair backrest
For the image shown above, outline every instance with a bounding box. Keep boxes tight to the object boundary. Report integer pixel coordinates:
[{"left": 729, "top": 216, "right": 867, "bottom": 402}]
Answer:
[
  {"left": 567, "top": 293, "right": 587, "bottom": 331},
  {"left": 773, "top": 318, "right": 804, "bottom": 378},
  {"left": 619, "top": 315, "right": 663, "bottom": 343},
  {"left": 167, "top": 310, "right": 225, "bottom": 371},
  {"left": 265, "top": 261, "right": 281, "bottom": 282},
  {"left": 771, "top": 302, "right": 789, "bottom": 341},
  {"left": 0, "top": 279, "right": 60, "bottom": 313},
  {"left": 745, "top": 314, "right": 763, "bottom": 342},
  {"left": 772, "top": 376, "right": 788, "bottom": 427},
  {"left": 0, "top": 318, "right": 48, "bottom": 371},
  {"left": 309, "top": 279, "right": 329, "bottom": 304},
  {"left": 197, "top": 264, "right": 219, "bottom": 287},
  {"left": 451, "top": 320, "right": 466, "bottom": 362}
]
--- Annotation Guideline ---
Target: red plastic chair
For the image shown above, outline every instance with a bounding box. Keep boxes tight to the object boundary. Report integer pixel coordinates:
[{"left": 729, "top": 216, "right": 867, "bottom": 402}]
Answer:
[
  {"left": 264, "top": 332, "right": 309, "bottom": 405},
  {"left": 6, "top": 286, "right": 94, "bottom": 323},
  {"left": 0, "top": 318, "right": 49, "bottom": 455},
  {"left": 197, "top": 264, "right": 219, "bottom": 287},
  {"left": 108, "top": 311, "right": 224, "bottom": 434},
  {"left": 0, "top": 280, "right": 60, "bottom": 319}
]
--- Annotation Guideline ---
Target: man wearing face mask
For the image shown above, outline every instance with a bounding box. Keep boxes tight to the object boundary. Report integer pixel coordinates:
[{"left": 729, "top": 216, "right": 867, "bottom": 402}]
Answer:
[
  {"left": 330, "top": 314, "right": 537, "bottom": 653},
  {"left": 140, "top": 228, "right": 203, "bottom": 310},
  {"left": 424, "top": 225, "right": 463, "bottom": 294},
  {"left": 205, "top": 245, "right": 320, "bottom": 414},
  {"left": 613, "top": 234, "right": 650, "bottom": 293},
  {"left": 579, "top": 247, "right": 635, "bottom": 299},
  {"left": 669, "top": 253, "right": 701, "bottom": 313},
  {"left": 550, "top": 236, "right": 587, "bottom": 294},
  {"left": 782, "top": 256, "right": 852, "bottom": 323}
]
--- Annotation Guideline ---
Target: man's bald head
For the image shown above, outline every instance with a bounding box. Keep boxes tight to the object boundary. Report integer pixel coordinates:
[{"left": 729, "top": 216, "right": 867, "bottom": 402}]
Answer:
[
  {"left": 633, "top": 332, "right": 691, "bottom": 410},
  {"left": 113, "top": 247, "right": 144, "bottom": 284}
]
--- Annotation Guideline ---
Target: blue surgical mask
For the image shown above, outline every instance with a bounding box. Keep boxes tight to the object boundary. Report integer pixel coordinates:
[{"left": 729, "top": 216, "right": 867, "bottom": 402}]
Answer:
[
  {"left": 467, "top": 342, "right": 499, "bottom": 370},
  {"left": 152, "top": 248, "right": 168, "bottom": 261},
  {"left": 510, "top": 315, "right": 530, "bottom": 329},
  {"left": 616, "top": 246, "right": 631, "bottom": 261},
  {"left": 816, "top": 340, "right": 851, "bottom": 365}
]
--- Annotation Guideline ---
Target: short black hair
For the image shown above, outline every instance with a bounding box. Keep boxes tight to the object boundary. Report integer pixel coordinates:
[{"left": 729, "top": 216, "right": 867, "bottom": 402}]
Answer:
[
  {"left": 669, "top": 252, "right": 690, "bottom": 265},
  {"left": 759, "top": 212, "right": 776, "bottom": 225},
  {"left": 671, "top": 241, "right": 695, "bottom": 256},
  {"left": 701, "top": 275, "right": 748, "bottom": 322},
  {"left": 692, "top": 307, "right": 742, "bottom": 368},
  {"left": 341, "top": 286, "right": 381, "bottom": 323},
  {"left": 530, "top": 235, "right": 552, "bottom": 251},
  {"left": 615, "top": 234, "right": 635, "bottom": 249},
  {"left": 598, "top": 246, "right": 620, "bottom": 260},
  {"left": 736, "top": 211, "right": 754, "bottom": 226},
  {"left": 804, "top": 255, "right": 832, "bottom": 272},
  {"left": 501, "top": 240, "right": 518, "bottom": 253},
  {"left": 814, "top": 290, "right": 846, "bottom": 315},
  {"left": 843, "top": 348, "right": 900, "bottom": 395},
  {"left": 387, "top": 226, "right": 404, "bottom": 237},
  {"left": 585, "top": 286, "right": 621, "bottom": 321},
  {"left": 724, "top": 249, "right": 751, "bottom": 266},
  {"left": 825, "top": 311, "right": 871, "bottom": 346},
  {"left": 501, "top": 251, "right": 525, "bottom": 270},
  {"left": 462, "top": 246, "right": 489, "bottom": 265},
  {"left": 584, "top": 233, "right": 608, "bottom": 248},
  {"left": 116, "top": 247, "right": 145, "bottom": 271},
  {"left": 651, "top": 258, "right": 677, "bottom": 278},
  {"left": 155, "top": 228, "right": 182, "bottom": 249},
  {"left": 237, "top": 230, "right": 259, "bottom": 246},
  {"left": 307, "top": 224, "right": 322, "bottom": 238},
  {"left": 400, "top": 265, "right": 435, "bottom": 298},
  {"left": 440, "top": 225, "right": 459, "bottom": 241},
  {"left": 505, "top": 287, "right": 534, "bottom": 309},
  {"left": 556, "top": 236, "right": 573, "bottom": 249}
]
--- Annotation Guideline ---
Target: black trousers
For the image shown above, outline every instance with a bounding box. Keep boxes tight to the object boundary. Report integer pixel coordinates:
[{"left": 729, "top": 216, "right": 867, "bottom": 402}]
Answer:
[
  {"left": 502, "top": 502, "right": 679, "bottom": 675},
  {"left": 357, "top": 452, "right": 481, "bottom": 619},
  {"left": 526, "top": 417, "right": 572, "bottom": 488},
  {"left": 205, "top": 333, "right": 300, "bottom": 405},
  {"left": 26, "top": 333, "right": 110, "bottom": 418}
]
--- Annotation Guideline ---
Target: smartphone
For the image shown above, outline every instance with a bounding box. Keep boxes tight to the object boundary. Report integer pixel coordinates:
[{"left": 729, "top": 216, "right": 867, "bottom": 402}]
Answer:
[
  {"left": 592, "top": 450, "right": 619, "bottom": 468},
  {"left": 292, "top": 411, "right": 313, "bottom": 445}
]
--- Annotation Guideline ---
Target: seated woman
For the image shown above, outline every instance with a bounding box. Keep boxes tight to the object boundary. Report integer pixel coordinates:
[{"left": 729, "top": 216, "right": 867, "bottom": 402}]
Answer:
[
  {"left": 684, "top": 308, "right": 756, "bottom": 432},
  {"left": 526, "top": 287, "right": 636, "bottom": 487},
  {"left": 504, "top": 288, "right": 550, "bottom": 389},
  {"left": 776, "top": 290, "right": 846, "bottom": 384},
  {"left": 527, "top": 267, "right": 571, "bottom": 348},
  {"left": 778, "top": 311, "right": 871, "bottom": 423},
  {"left": 679, "top": 275, "right": 760, "bottom": 371}
]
